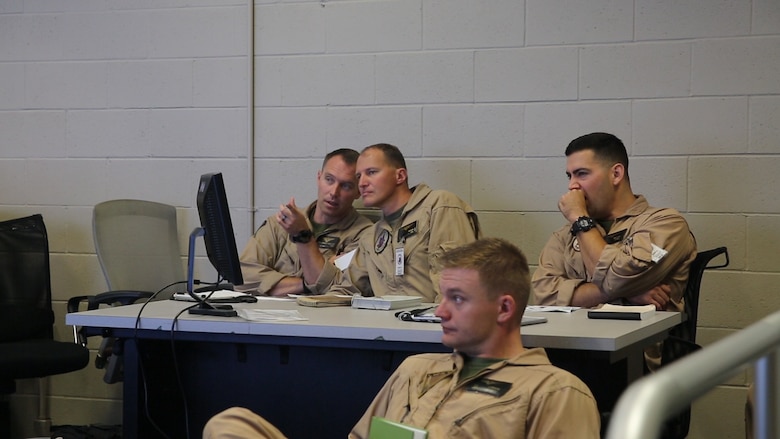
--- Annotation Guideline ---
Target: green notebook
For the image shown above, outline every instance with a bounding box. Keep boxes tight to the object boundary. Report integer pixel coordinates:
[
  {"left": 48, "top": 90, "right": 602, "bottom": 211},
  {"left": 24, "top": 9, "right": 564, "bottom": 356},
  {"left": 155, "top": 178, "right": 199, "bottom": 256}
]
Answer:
[{"left": 369, "top": 417, "right": 428, "bottom": 439}]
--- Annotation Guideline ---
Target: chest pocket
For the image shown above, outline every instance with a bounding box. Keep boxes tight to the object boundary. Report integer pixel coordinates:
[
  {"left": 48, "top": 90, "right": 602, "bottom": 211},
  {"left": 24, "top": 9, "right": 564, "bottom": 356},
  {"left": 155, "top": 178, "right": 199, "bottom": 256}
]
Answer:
[{"left": 444, "top": 392, "right": 528, "bottom": 439}]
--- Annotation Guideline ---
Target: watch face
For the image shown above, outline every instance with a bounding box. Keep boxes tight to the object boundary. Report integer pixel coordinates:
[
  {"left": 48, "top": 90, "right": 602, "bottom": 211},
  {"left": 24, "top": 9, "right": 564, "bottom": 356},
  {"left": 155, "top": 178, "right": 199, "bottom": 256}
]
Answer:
[{"left": 571, "top": 217, "right": 594, "bottom": 236}]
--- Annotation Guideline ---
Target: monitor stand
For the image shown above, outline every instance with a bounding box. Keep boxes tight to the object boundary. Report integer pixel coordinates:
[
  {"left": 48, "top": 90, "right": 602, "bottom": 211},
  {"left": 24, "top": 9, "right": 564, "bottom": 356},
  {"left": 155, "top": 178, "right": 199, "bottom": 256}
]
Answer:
[{"left": 185, "top": 226, "right": 239, "bottom": 317}]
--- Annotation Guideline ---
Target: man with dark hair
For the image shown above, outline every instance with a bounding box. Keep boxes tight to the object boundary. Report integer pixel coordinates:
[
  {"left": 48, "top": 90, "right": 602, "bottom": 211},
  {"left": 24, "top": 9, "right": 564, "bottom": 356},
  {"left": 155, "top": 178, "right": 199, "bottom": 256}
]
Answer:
[
  {"left": 532, "top": 132, "right": 696, "bottom": 368},
  {"left": 330, "top": 143, "right": 481, "bottom": 302},
  {"left": 204, "top": 238, "right": 601, "bottom": 439},
  {"left": 236, "top": 148, "right": 373, "bottom": 296}
]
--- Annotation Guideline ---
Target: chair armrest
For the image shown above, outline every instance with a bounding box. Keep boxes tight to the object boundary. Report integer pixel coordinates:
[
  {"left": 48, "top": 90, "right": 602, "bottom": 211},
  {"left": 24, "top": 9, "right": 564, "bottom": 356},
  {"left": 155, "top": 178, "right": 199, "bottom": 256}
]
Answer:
[
  {"left": 67, "top": 296, "right": 91, "bottom": 314},
  {"left": 88, "top": 290, "right": 154, "bottom": 308},
  {"left": 67, "top": 291, "right": 154, "bottom": 346},
  {"left": 68, "top": 290, "right": 154, "bottom": 312}
]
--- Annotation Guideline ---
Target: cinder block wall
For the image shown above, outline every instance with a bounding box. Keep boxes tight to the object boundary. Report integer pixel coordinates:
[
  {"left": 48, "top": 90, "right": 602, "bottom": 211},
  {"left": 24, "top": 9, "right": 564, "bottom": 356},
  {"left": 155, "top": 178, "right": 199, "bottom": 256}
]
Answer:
[{"left": 1, "top": 1, "right": 778, "bottom": 438}]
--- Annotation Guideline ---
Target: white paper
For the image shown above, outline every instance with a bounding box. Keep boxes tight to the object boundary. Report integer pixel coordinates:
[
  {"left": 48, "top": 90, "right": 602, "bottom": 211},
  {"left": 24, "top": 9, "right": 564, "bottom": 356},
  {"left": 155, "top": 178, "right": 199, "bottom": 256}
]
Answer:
[
  {"left": 596, "top": 304, "right": 655, "bottom": 313},
  {"left": 525, "top": 305, "right": 580, "bottom": 313},
  {"left": 253, "top": 295, "right": 297, "bottom": 302},
  {"left": 334, "top": 249, "right": 357, "bottom": 271},
  {"left": 236, "top": 309, "right": 308, "bottom": 322}
]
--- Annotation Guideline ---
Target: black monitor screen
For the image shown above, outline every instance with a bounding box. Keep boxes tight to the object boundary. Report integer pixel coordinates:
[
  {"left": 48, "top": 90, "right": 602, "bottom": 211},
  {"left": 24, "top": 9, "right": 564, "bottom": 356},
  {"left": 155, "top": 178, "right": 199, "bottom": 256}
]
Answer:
[{"left": 196, "top": 172, "right": 243, "bottom": 287}]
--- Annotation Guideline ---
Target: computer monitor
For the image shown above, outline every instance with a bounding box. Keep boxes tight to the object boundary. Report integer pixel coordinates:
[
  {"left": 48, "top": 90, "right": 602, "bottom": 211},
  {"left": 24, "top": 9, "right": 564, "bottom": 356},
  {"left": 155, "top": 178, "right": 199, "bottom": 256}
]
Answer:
[{"left": 186, "top": 172, "right": 244, "bottom": 316}]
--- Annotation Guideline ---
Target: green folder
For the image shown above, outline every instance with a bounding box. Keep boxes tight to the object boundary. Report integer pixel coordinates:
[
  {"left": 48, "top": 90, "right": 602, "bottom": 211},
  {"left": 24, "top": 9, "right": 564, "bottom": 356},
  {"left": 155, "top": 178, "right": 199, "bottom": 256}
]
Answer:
[{"left": 369, "top": 417, "right": 428, "bottom": 439}]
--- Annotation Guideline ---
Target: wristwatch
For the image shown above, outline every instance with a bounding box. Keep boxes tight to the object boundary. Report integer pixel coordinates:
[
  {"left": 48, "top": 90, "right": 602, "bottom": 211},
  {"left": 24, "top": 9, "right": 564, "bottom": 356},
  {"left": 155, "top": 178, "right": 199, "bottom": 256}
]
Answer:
[
  {"left": 570, "top": 216, "right": 596, "bottom": 236},
  {"left": 291, "top": 229, "right": 313, "bottom": 244}
]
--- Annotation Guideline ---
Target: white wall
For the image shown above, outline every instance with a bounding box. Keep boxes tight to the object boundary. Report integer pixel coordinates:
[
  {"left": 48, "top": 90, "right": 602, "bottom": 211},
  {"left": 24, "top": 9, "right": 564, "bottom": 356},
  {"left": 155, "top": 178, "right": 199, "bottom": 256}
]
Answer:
[{"left": 1, "top": 1, "right": 778, "bottom": 437}]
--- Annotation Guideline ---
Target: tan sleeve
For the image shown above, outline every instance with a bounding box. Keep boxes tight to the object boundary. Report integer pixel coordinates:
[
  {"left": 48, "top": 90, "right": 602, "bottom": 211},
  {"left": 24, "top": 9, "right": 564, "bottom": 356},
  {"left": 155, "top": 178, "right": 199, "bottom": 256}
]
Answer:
[
  {"left": 235, "top": 219, "right": 289, "bottom": 295},
  {"left": 327, "top": 235, "right": 373, "bottom": 296},
  {"left": 308, "top": 220, "right": 372, "bottom": 295},
  {"left": 592, "top": 209, "right": 696, "bottom": 302},
  {"left": 531, "top": 228, "right": 583, "bottom": 306},
  {"left": 426, "top": 204, "right": 480, "bottom": 301},
  {"left": 526, "top": 384, "right": 601, "bottom": 439}
]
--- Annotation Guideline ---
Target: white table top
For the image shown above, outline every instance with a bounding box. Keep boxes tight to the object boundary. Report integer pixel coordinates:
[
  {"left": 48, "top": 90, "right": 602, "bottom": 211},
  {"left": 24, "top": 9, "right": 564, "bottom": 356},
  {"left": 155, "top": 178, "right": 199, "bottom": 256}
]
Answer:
[{"left": 66, "top": 298, "right": 681, "bottom": 353}]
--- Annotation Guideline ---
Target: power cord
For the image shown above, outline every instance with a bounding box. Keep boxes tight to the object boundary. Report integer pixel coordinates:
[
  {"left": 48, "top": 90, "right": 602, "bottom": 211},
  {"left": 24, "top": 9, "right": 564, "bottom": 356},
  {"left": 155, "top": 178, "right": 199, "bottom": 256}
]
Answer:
[
  {"left": 132, "top": 277, "right": 226, "bottom": 439},
  {"left": 171, "top": 304, "right": 197, "bottom": 439},
  {"left": 170, "top": 276, "right": 224, "bottom": 439},
  {"left": 133, "top": 279, "right": 200, "bottom": 439}
]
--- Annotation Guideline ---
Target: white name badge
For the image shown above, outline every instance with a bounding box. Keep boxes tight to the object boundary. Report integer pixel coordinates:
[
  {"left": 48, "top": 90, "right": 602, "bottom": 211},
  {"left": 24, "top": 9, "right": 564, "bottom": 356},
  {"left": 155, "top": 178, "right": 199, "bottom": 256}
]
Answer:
[{"left": 395, "top": 247, "right": 405, "bottom": 276}]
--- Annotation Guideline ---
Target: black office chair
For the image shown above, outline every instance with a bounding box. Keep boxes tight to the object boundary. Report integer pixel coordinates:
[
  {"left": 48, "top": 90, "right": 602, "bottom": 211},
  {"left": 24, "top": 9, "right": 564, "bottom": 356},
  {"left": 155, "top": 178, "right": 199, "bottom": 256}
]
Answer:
[
  {"left": 665, "top": 246, "right": 729, "bottom": 359},
  {"left": 659, "top": 246, "right": 730, "bottom": 439},
  {"left": 0, "top": 214, "right": 90, "bottom": 437},
  {"left": 68, "top": 200, "right": 186, "bottom": 384}
]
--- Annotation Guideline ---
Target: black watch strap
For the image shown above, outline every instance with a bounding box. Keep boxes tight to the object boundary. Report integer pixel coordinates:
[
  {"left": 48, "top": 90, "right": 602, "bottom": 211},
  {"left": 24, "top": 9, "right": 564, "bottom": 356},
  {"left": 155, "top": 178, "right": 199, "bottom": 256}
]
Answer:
[
  {"left": 570, "top": 216, "right": 596, "bottom": 236},
  {"left": 291, "top": 229, "right": 313, "bottom": 243}
]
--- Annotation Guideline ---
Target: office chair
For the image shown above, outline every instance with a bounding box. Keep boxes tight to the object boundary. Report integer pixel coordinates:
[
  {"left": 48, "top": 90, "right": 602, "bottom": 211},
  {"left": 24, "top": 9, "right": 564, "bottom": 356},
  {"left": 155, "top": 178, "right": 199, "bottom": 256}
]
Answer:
[
  {"left": 68, "top": 199, "right": 186, "bottom": 384},
  {"left": 0, "top": 214, "right": 90, "bottom": 437},
  {"left": 659, "top": 246, "right": 730, "bottom": 439}
]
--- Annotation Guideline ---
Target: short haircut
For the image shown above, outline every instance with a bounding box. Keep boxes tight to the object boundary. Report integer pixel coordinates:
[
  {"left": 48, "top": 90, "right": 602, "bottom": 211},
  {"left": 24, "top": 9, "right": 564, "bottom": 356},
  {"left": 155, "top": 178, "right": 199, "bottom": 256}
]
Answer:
[
  {"left": 437, "top": 238, "right": 531, "bottom": 314},
  {"left": 362, "top": 143, "right": 407, "bottom": 169},
  {"left": 323, "top": 148, "right": 360, "bottom": 169},
  {"left": 565, "top": 132, "right": 629, "bottom": 173}
]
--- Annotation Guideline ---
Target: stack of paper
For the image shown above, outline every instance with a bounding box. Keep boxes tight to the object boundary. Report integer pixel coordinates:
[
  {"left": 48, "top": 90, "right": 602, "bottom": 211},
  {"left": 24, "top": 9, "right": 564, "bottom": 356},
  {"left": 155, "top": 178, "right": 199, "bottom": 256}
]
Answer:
[
  {"left": 587, "top": 304, "right": 656, "bottom": 320},
  {"left": 526, "top": 305, "right": 580, "bottom": 313},
  {"left": 351, "top": 295, "right": 422, "bottom": 310},
  {"left": 237, "top": 309, "right": 308, "bottom": 322},
  {"left": 297, "top": 295, "right": 353, "bottom": 307}
]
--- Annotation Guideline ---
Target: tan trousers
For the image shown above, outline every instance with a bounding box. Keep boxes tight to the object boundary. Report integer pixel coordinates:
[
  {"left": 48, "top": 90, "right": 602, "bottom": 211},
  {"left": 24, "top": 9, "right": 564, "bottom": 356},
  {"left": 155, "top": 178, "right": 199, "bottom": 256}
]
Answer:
[{"left": 203, "top": 407, "right": 287, "bottom": 439}]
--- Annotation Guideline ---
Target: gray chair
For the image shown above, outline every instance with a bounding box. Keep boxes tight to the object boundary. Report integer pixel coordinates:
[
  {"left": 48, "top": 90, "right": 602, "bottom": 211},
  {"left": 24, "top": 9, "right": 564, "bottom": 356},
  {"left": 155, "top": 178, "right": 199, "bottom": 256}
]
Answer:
[
  {"left": 68, "top": 200, "right": 185, "bottom": 383},
  {"left": 93, "top": 199, "right": 184, "bottom": 296}
]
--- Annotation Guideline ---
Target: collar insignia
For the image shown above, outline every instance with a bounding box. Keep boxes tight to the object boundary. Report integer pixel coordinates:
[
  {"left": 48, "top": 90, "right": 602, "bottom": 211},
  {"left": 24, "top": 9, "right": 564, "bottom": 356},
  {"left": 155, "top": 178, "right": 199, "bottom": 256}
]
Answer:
[{"left": 318, "top": 236, "right": 340, "bottom": 250}]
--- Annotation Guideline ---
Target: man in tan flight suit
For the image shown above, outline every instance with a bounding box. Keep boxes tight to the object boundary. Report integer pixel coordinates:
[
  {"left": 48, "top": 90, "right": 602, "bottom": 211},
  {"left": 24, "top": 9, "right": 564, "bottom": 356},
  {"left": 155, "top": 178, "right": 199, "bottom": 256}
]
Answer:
[
  {"left": 329, "top": 143, "right": 480, "bottom": 303},
  {"left": 236, "top": 148, "right": 372, "bottom": 296},
  {"left": 204, "top": 238, "right": 601, "bottom": 439}
]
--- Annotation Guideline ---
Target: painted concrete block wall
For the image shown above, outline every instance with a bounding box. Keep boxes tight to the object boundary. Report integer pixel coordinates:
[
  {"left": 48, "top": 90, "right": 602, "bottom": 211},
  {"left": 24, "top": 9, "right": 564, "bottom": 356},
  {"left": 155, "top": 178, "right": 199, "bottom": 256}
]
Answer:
[
  {"left": 0, "top": 2, "right": 252, "bottom": 436},
  {"left": 1, "top": 1, "right": 778, "bottom": 438}
]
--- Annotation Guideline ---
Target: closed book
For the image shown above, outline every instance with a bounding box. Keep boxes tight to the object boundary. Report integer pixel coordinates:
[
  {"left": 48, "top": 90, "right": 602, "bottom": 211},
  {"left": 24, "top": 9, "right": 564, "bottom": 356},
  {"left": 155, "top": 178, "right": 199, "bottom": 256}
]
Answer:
[
  {"left": 587, "top": 304, "right": 655, "bottom": 320},
  {"left": 296, "top": 295, "right": 353, "bottom": 307},
  {"left": 369, "top": 417, "right": 427, "bottom": 439},
  {"left": 351, "top": 295, "right": 422, "bottom": 310}
]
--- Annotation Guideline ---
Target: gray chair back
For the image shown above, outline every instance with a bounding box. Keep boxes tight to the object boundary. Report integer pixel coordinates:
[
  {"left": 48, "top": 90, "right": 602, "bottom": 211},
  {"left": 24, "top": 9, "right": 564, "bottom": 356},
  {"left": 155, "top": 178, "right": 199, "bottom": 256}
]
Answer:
[{"left": 93, "top": 199, "right": 184, "bottom": 296}]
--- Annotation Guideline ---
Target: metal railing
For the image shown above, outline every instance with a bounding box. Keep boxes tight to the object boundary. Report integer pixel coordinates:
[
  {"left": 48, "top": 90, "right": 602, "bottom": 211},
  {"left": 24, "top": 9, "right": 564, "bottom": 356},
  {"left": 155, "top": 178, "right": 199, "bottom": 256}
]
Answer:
[{"left": 606, "top": 309, "right": 780, "bottom": 439}]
